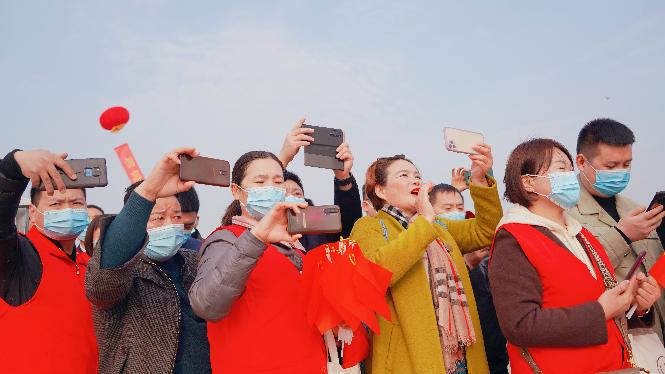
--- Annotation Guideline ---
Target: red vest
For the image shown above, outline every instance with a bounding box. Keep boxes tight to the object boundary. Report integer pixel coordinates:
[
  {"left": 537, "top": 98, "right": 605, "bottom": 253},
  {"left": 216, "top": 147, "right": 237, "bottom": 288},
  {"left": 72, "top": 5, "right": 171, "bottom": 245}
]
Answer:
[
  {"left": 0, "top": 227, "right": 98, "bottom": 373},
  {"left": 207, "top": 225, "right": 327, "bottom": 374},
  {"left": 495, "top": 224, "right": 629, "bottom": 374}
]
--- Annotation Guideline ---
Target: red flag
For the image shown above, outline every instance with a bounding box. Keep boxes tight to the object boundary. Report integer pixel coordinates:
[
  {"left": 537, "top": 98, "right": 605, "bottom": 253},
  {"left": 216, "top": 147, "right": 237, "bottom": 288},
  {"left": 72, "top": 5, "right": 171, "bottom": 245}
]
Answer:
[
  {"left": 114, "top": 143, "right": 144, "bottom": 183},
  {"left": 649, "top": 254, "right": 665, "bottom": 288}
]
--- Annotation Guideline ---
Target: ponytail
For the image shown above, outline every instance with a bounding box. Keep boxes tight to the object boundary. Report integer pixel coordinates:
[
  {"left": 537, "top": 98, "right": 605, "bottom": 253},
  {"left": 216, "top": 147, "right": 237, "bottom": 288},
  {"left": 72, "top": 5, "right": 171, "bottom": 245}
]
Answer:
[{"left": 221, "top": 200, "right": 242, "bottom": 226}]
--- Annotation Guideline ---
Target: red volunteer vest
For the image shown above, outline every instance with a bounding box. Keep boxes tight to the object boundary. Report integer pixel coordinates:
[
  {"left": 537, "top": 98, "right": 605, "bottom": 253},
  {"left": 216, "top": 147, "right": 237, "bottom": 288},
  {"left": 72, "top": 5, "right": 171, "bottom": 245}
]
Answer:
[
  {"left": 0, "top": 227, "right": 98, "bottom": 373},
  {"left": 494, "top": 224, "right": 629, "bottom": 374},
  {"left": 207, "top": 225, "right": 327, "bottom": 374}
]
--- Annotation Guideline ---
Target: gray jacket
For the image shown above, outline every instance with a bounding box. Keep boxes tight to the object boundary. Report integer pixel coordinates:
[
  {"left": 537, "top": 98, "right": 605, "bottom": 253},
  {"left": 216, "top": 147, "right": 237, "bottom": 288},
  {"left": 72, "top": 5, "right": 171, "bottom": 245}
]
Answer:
[
  {"left": 189, "top": 228, "right": 301, "bottom": 322},
  {"left": 86, "top": 216, "right": 200, "bottom": 373}
]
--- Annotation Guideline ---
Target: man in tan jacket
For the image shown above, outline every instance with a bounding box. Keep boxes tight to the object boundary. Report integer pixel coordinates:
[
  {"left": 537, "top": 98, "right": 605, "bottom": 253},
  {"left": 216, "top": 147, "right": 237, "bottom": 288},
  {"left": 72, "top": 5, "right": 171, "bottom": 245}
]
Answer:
[{"left": 570, "top": 118, "right": 665, "bottom": 343}]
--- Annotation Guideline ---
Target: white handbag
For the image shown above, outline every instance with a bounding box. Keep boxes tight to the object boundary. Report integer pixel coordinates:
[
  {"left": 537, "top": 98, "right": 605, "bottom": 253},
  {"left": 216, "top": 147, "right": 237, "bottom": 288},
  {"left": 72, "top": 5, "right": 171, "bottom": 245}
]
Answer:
[
  {"left": 628, "top": 328, "right": 665, "bottom": 374},
  {"left": 324, "top": 330, "right": 361, "bottom": 374}
]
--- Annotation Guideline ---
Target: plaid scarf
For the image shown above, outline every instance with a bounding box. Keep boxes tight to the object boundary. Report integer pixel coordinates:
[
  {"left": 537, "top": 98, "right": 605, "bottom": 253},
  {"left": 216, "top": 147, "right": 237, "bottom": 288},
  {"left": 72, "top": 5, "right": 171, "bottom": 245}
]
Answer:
[{"left": 382, "top": 206, "right": 475, "bottom": 374}]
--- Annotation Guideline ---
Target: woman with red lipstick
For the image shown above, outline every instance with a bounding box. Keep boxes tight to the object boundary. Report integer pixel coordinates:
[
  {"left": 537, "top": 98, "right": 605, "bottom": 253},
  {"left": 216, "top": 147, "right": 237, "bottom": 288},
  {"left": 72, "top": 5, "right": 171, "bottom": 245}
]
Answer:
[{"left": 350, "top": 144, "right": 503, "bottom": 374}]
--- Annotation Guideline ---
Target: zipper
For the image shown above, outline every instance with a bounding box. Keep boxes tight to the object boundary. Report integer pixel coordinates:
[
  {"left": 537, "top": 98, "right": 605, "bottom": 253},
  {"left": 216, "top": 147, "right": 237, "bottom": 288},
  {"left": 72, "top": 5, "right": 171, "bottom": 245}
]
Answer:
[{"left": 145, "top": 259, "right": 182, "bottom": 373}]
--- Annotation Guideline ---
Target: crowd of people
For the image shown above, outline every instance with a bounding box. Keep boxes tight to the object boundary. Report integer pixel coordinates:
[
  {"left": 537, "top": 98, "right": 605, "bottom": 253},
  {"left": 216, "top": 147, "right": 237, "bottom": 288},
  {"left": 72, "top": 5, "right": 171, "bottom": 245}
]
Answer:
[{"left": 1, "top": 118, "right": 664, "bottom": 374}]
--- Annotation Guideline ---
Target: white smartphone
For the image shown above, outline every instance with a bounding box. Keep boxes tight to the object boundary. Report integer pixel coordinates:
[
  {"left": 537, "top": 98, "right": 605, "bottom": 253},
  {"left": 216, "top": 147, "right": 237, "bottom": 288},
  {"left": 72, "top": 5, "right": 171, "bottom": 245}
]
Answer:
[{"left": 443, "top": 127, "right": 485, "bottom": 155}]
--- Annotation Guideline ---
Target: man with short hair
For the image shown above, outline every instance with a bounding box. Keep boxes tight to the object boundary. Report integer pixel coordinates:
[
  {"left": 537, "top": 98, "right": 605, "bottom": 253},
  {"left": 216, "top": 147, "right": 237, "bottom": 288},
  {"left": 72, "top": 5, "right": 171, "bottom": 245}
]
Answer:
[
  {"left": 177, "top": 187, "right": 203, "bottom": 250},
  {"left": 570, "top": 118, "right": 665, "bottom": 342},
  {"left": 0, "top": 149, "right": 97, "bottom": 372}
]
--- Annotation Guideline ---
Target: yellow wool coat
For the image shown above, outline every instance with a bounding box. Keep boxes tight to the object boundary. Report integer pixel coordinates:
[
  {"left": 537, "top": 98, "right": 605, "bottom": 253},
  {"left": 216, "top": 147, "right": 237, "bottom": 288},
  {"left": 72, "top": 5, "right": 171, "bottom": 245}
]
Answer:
[{"left": 350, "top": 180, "right": 503, "bottom": 374}]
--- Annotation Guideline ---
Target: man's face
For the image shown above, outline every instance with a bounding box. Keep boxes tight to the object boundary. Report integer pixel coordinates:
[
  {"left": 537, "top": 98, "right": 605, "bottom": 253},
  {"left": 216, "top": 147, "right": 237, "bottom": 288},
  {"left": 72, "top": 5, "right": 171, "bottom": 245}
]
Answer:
[
  {"left": 29, "top": 189, "right": 87, "bottom": 232},
  {"left": 432, "top": 191, "right": 464, "bottom": 215},
  {"left": 181, "top": 211, "right": 199, "bottom": 232},
  {"left": 577, "top": 143, "right": 632, "bottom": 197},
  {"left": 147, "top": 196, "right": 183, "bottom": 231}
]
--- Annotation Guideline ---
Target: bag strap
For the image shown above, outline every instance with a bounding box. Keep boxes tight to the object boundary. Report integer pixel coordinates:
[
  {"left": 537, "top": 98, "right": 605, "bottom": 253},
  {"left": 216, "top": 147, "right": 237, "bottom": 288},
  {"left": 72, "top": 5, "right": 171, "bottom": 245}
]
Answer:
[{"left": 520, "top": 347, "right": 543, "bottom": 374}]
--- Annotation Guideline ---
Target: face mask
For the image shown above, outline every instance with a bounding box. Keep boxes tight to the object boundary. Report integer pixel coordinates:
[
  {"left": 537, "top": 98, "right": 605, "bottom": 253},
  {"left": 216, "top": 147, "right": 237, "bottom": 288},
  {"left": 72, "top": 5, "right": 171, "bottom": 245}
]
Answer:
[
  {"left": 585, "top": 163, "right": 631, "bottom": 197},
  {"left": 34, "top": 207, "right": 89, "bottom": 240},
  {"left": 145, "top": 224, "right": 185, "bottom": 261},
  {"left": 438, "top": 211, "right": 466, "bottom": 221},
  {"left": 285, "top": 195, "right": 307, "bottom": 204},
  {"left": 183, "top": 230, "right": 193, "bottom": 242},
  {"left": 528, "top": 171, "right": 580, "bottom": 209},
  {"left": 78, "top": 228, "right": 88, "bottom": 243},
  {"left": 238, "top": 185, "right": 286, "bottom": 219}
]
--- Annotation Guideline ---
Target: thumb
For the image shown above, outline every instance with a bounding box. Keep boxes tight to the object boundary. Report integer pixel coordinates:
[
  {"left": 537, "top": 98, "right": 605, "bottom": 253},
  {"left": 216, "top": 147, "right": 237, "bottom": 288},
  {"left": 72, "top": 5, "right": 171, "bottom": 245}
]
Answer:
[{"left": 615, "top": 280, "right": 631, "bottom": 294}]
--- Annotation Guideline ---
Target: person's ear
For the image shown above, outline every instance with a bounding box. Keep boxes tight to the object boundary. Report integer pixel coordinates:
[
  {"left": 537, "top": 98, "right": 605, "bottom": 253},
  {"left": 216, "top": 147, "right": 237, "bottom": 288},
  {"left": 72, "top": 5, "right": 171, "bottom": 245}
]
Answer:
[
  {"left": 231, "top": 184, "right": 244, "bottom": 202},
  {"left": 374, "top": 184, "right": 387, "bottom": 202},
  {"left": 576, "top": 154, "right": 587, "bottom": 170},
  {"left": 521, "top": 175, "right": 537, "bottom": 194}
]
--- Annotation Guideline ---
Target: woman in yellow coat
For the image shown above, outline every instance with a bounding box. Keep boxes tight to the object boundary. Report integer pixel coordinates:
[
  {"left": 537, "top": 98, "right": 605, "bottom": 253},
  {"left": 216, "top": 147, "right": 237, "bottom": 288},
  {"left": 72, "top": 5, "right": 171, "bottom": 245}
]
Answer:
[{"left": 351, "top": 144, "right": 503, "bottom": 374}]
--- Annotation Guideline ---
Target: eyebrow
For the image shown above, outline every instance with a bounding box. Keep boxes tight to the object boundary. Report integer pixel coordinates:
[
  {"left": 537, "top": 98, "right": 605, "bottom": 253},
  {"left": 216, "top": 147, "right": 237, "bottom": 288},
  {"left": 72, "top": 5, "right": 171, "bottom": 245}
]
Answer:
[{"left": 150, "top": 209, "right": 166, "bottom": 215}]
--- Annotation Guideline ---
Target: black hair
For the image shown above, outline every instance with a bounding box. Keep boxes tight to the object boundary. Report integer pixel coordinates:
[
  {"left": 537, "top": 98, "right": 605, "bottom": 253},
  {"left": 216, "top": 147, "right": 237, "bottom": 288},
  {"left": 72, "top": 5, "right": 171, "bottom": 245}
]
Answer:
[
  {"left": 577, "top": 118, "right": 635, "bottom": 158},
  {"left": 87, "top": 204, "right": 105, "bottom": 215},
  {"left": 30, "top": 187, "right": 86, "bottom": 206},
  {"left": 123, "top": 180, "right": 144, "bottom": 205},
  {"left": 429, "top": 183, "right": 463, "bottom": 205},
  {"left": 177, "top": 186, "right": 200, "bottom": 213},
  {"left": 283, "top": 170, "right": 305, "bottom": 193}
]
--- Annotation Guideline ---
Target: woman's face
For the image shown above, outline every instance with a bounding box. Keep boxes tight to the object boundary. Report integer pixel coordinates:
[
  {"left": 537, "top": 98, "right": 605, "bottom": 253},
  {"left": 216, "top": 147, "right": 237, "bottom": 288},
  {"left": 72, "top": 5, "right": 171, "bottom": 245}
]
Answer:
[
  {"left": 375, "top": 159, "right": 422, "bottom": 216},
  {"left": 525, "top": 147, "right": 574, "bottom": 199},
  {"left": 231, "top": 158, "right": 285, "bottom": 215}
]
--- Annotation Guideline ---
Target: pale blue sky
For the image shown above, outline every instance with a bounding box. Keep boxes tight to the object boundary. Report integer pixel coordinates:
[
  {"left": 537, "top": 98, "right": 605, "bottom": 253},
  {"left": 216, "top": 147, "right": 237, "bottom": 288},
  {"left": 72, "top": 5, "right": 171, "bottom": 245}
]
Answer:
[{"left": 2, "top": 1, "right": 664, "bottom": 234}]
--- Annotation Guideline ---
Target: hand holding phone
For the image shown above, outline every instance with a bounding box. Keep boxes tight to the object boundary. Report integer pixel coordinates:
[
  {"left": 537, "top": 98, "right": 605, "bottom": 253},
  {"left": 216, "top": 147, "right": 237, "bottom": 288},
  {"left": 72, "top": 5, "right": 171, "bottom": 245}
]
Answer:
[
  {"left": 648, "top": 191, "right": 665, "bottom": 211},
  {"left": 625, "top": 250, "right": 647, "bottom": 318},
  {"left": 37, "top": 158, "right": 108, "bottom": 191}
]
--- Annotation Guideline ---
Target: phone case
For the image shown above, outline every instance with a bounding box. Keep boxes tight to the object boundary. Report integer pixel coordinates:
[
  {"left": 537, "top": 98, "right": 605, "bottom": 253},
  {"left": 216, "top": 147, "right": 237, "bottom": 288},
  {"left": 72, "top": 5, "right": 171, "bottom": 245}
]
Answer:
[
  {"left": 37, "top": 158, "right": 108, "bottom": 190},
  {"left": 179, "top": 155, "right": 231, "bottom": 187},
  {"left": 444, "top": 127, "right": 485, "bottom": 155},
  {"left": 288, "top": 205, "right": 342, "bottom": 235},
  {"left": 648, "top": 191, "right": 665, "bottom": 211},
  {"left": 303, "top": 125, "right": 344, "bottom": 170}
]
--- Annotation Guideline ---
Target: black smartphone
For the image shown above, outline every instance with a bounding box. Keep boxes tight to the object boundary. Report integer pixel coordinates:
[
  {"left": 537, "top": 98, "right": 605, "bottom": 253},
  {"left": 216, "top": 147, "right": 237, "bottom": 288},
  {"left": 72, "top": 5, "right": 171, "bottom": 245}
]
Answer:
[
  {"left": 626, "top": 250, "right": 648, "bottom": 280},
  {"left": 37, "top": 158, "right": 108, "bottom": 190},
  {"left": 179, "top": 155, "right": 231, "bottom": 187},
  {"left": 303, "top": 124, "right": 344, "bottom": 171},
  {"left": 287, "top": 205, "right": 342, "bottom": 235},
  {"left": 648, "top": 191, "right": 665, "bottom": 211}
]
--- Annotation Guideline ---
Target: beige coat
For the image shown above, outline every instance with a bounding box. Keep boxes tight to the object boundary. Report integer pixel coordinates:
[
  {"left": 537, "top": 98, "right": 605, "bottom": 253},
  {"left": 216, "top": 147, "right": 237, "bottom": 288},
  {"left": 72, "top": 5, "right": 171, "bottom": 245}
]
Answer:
[{"left": 569, "top": 183, "right": 665, "bottom": 342}]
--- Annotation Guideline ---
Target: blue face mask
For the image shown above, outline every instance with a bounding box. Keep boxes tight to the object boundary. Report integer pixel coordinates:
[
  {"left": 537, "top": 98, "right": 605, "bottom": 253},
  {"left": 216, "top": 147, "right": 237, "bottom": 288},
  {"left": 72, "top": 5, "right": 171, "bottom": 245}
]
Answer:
[
  {"left": 239, "top": 185, "right": 286, "bottom": 219},
  {"left": 529, "top": 171, "right": 580, "bottom": 209},
  {"left": 35, "top": 207, "right": 89, "bottom": 240},
  {"left": 145, "top": 224, "right": 185, "bottom": 261},
  {"left": 183, "top": 230, "right": 193, "bottom": 242},
  {"left": 438, "top": 211, "right": 466, "bottom": 221},
  {"left": 586, "top": 163, "right": 631, "bottom": 197},
  {"left": 285, "top": 195, "right": 307, "bottom": 204}
]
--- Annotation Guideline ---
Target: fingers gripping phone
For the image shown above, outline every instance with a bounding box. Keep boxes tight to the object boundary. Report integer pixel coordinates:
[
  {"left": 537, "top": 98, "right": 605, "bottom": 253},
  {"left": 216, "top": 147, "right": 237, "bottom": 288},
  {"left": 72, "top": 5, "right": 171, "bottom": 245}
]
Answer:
[
  {"left": 37, "top": 158, "right": 108, "bottom": 190},
  {"left": 647, "top": 191, "right": 665, "bottom": 211},
  {"left": 179, "top": 155, "right": 231, "bottom": 187},
  {"left": 287, "top": 205, "right": 342, "bottom": 235},
  {"left": 444, "top": 127, "right": 485, "bottom": 155},
  {"left": 626, "top": 250, "right": 648, "bottom": 280},
  {"left": 303, "top": 124, "right": 344, "bottom": 171}
]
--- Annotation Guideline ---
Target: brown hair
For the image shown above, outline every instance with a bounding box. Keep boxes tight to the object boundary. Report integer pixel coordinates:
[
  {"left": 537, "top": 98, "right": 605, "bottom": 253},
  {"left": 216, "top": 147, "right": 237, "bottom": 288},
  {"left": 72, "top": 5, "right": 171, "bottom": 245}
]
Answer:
[
  {"left": 221, "top": 151, "right": 284, "bottom": 226},
  {"left": 504, "top": 138, "right": 573, "bottom": 207},
  {"left": 83, "top": 214, "right": 113, "bottom": 257},
  {"left": 364, "top": 155, "right": 415, "bottom": 211}
]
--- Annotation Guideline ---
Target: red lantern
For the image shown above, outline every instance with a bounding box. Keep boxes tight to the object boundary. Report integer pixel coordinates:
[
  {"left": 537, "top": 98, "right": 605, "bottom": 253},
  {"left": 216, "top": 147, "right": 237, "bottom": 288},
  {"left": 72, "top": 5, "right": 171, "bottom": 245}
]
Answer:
[{"left": 100, "top": 106, "right": 130, "bottom": 133}]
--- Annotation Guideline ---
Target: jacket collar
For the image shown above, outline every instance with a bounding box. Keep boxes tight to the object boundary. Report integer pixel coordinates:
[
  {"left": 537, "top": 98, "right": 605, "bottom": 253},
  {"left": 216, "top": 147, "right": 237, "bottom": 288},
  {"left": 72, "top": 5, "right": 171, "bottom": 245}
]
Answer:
[{"left": 577, "top": 179, "right": 623, "bottom": 226}]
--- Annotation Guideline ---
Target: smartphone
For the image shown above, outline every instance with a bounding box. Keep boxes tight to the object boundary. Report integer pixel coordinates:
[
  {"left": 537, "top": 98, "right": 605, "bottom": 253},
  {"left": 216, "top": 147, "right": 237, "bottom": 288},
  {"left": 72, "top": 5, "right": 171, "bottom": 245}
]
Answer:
[
  {"left": 303, "top": 124, "right": 344, "bottom": 171},
  {"left": 179, "top": 155, "right": 231, "bottom": 187},
  {"left": 37, "top": 158, "right": 108, "bottom": 190},
  {"left": 287, "top": 205, "right": 342, "bottom": 235},
  {"left": 647, "top": 191, "right": 665, "bottom": 211},
  {"left": 626, "top": 250, "right": 648, "bottom": 280},
  {"left": 444, "top": 127, "right": 485, "bottom": 155}
]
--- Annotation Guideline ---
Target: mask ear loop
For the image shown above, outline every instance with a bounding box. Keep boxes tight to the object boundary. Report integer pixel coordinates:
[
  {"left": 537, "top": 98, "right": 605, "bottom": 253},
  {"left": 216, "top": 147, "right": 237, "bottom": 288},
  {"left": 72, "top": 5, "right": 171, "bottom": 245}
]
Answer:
[{"left": 524, "top": 174, "right": 553, "bottom": 199}]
